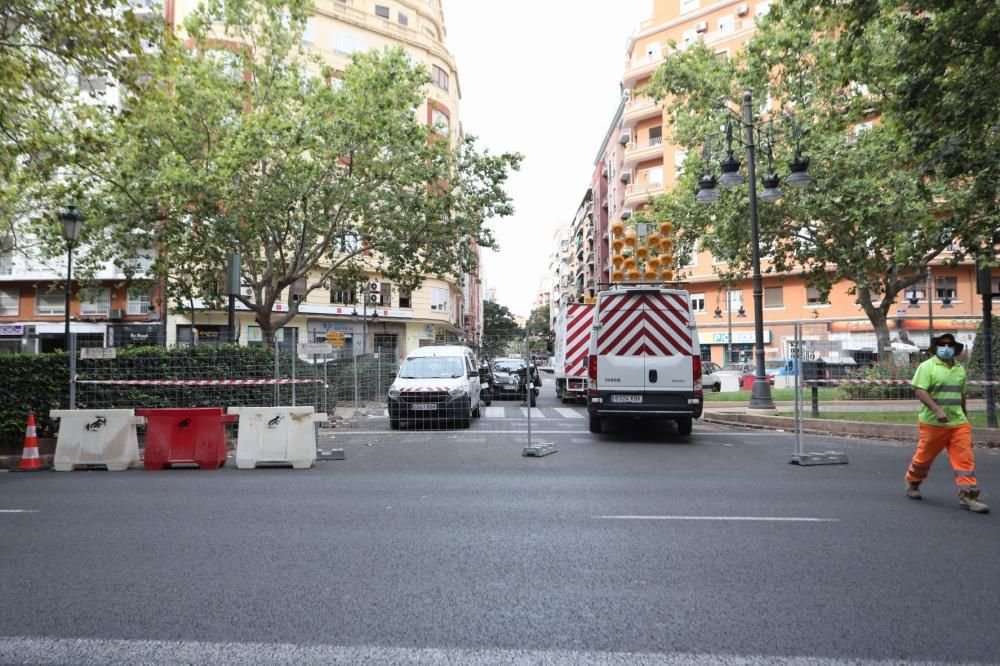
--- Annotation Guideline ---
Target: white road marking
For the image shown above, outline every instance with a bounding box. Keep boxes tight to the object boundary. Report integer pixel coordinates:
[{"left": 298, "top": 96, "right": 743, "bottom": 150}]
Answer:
[
  {"left": 325, "top": 430, "right": 589, "bottom": 436},
  {"left": 596, "top": 515, "right": 839, "bottom": 523},
  {"left": 554, "top": 408, "right": 585, "bottom": 419},
  {"left": 483, "top": 406, "right": 505, "bottom": 418},
  {"left": 0, "top": 637, "right": 964, "bottom": 665},
  {"left": 519, "top": 407, "right": 546, "bottom": 419},
  {"left": 0, "top": 510, "right": 39, "bottom": 513}
]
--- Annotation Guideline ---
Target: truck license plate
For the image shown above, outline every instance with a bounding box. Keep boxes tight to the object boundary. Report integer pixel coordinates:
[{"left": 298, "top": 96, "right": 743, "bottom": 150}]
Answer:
[
  {"left": 410, "top": 403, "right": 437, "bottom": 411},
  {"left": 611, "top": 394, "right": 642, "bottom": 404}
]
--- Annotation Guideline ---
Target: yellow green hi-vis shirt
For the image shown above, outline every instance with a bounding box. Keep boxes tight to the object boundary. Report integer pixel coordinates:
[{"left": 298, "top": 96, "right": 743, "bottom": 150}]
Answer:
[{"left": 911, "top": 356, "right": 968, "bottom": 427}]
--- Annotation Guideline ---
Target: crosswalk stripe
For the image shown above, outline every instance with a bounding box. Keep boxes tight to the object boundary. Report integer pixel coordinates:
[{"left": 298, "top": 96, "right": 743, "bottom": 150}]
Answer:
[
  {"left": 0, "top": 637, "right": 963, "bottom": 665},
  {"left": 519, "top": 407, "right": 546, "bottom": 419},
  {"left": 554, "top": 408, "right": 584, "bottom": 419},
  {"left": 484, "top": 406, "right": 505, "bottom": 419}
]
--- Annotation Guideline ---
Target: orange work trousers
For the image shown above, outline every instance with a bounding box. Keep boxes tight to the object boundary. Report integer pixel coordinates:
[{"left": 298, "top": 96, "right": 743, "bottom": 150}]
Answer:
[{"left": 906, "top": 422, "right": 977, "bottom": 489}]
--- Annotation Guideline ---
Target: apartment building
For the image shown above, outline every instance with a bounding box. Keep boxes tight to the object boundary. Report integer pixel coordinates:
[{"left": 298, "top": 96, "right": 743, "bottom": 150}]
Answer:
[
  {"left": 0, "top": 0, "right": 475, "bottom": 361},
  {"left": 577, "top": 0, "right": 999, "bottom": 365}
]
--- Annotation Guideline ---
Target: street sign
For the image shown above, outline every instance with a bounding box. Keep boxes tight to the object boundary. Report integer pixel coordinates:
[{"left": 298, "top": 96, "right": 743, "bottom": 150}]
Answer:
[
  {"left": 805, "top": 340, "right": 843, "bottom": 352},
  {"left": 300, "top": 342, "right": 333, "bottom": 355},
  {"left": 324, "top": 331, "right": 345, "bottom": 347},
  {"left": 81, "top": 347, "right": 117, "bottom": 359}
]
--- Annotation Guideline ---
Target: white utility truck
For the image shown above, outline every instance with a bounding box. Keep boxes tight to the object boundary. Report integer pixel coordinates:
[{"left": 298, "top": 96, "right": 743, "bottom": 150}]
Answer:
[
  {"left": 586, "top": 286, "right": 703, "bottom": 435},
  {"left": 553, "top": 302, "right": 595, "bottom": 403}
]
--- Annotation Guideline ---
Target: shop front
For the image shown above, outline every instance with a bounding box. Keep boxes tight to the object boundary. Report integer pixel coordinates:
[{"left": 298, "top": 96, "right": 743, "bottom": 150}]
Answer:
[{"left": 698, "top": 330, "right": 772, "bottom": 365}]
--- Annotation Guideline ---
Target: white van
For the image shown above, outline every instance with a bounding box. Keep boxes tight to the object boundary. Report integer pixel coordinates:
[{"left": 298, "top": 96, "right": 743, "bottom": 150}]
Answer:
[
  {"left": 586, "top": 286, "right": 703, "bottom": 435},
  {"left": 387, "top": 345, "right": 482, "bottom": 429}
]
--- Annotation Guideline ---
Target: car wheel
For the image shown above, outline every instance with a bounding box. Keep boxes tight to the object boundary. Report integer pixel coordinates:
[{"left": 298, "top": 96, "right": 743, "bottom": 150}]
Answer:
[
  {"left": 588, "top": 413, "right": 603, "bottom": 434},
  {"left": 472, "top": 403, "right": 481, "bottom": 418},
  {"left": 676, "top": 417, "right": 693, "bottom": 435},
  {"left": 712, "top": 382, "right": 721, "bottom": 393}
]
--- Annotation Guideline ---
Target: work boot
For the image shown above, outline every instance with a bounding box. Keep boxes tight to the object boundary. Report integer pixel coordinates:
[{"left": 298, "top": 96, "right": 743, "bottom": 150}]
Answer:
[
  {"left": 958, "top": 489, "right": 990, "bottom": 514},
  {"left": 906, "top": 482, "right": 922, "bottom": 500}
]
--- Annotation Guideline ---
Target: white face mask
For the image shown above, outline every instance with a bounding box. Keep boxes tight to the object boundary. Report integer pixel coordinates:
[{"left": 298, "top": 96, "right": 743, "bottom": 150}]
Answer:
[{"left": 936, "top": 346, "right": 955, "bottom": 360}]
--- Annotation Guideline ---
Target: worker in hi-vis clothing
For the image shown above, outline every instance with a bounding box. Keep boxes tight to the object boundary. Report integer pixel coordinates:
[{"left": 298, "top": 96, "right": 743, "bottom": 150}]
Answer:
[{"left": 906, "top": 333, "right": 988, "bottom": 513}]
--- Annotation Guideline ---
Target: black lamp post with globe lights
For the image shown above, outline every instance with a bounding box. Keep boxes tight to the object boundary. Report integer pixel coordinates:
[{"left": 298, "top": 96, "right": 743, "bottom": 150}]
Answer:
[
  {"left": 696, "top": 90, "right": 814, "bottom": 410},
  {"left": 58, "top": 205, "right": 83, "bottom": 351}
]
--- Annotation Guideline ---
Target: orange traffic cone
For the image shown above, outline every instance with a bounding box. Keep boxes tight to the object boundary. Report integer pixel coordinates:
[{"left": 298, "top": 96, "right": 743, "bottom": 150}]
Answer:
[{"left": 13, "top": 412, "right": 46, "bottom": 472}]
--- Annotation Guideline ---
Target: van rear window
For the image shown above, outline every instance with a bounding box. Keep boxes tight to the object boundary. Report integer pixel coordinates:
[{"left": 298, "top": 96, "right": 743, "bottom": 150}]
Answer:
[{"left": 399, "top": 356, "right": 465, "bottom": 379}]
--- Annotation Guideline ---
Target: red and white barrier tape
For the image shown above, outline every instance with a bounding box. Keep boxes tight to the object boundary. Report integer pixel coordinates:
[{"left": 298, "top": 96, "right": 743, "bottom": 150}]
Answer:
[
  {"left": 75, "top": 378, "right": 327, "bottom": 387},
  {"left": 805, "top": 379, "right": 1000, "bottom": 386}
]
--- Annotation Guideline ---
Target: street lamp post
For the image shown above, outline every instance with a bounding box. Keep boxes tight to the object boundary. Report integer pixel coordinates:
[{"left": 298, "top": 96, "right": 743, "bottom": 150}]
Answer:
[
  {"left": 696, "top": 90, "right": 813, "bottom": 410},
  {"left": 59, "top": 205, "right": 83, "bottom": 351}
]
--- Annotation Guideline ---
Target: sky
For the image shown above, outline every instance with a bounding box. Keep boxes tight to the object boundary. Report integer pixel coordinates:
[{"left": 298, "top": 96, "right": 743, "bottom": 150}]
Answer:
[{"left": 443, "top": 1, "right": 652, "bottom": 319}]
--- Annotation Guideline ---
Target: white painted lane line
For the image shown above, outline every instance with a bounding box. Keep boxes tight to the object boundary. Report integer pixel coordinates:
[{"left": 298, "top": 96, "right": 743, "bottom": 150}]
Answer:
[
  {"left": 325, "top": 430, "right": 589, "bottom": 436},
  {"left": 483, "top": 407, "right": 505, "bottom": 418},
  {"left": 554, "top": 408, "right": 584, "bottom": 419},
  {"left": 597, "top": 515, "right": 839, "bottom": 523},
  {"left": 0, "top": 510, "right": 39, "bottom": 513},
  {"left": 519, "top": 407, "right": 546, "bottom": 419},
  {"left": 0, "top": 637, "right": 961, "bottom": 665}
]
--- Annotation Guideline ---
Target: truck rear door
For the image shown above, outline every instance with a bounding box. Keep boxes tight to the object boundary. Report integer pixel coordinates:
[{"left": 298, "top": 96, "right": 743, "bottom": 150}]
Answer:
[
  {"left": 641, "top": 291, "right": 696, "bottom": 393},
  {"left": 595, "top": 292, "right": 647, "bottom": 392}
]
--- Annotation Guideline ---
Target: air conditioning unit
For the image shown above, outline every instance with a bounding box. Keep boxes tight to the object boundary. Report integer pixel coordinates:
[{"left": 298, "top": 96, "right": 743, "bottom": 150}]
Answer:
[
  {"left": 109, "top": 308, "right": 124, "bottom": 320},
  {"left": 368, "top": 293, "right": 379, "bottom": 304},
  {"left": 735, "top": 3, "right": 749, "bottom": 16},
  {"left": 620, "top": 171, "right": 631, "bottom": 184},
  {"left": 367, "top": 280, "right": 380, "bottom": 293},
  {"left": 694, "top": 20, "right": 708, "bottom": 32},
  {"left": 242, "top": 287, "right": 253, "bottom": 297},
  {"left": 618, "top": 130, "right": 630, "bottom": 145},
  {"left": 621, "top": 209, "right": 633, "bottom": 220}
]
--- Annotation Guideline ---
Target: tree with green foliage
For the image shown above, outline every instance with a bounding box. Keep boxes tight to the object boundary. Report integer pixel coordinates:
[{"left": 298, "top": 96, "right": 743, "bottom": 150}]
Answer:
[
  {"left": 482, "top": 301, "right": 522, "bottom": 358},
  {"left": 640, "top": 0, "right": 985, "bottom": 357},
  {"left": 527, "top": 304, "right": 553, "bottom": 353},
  {"left": 49, "top": 0, "right": 520, "bottom": 344},
  {"left": 1, "top": 0, "right": 159, "bottom": 248}
]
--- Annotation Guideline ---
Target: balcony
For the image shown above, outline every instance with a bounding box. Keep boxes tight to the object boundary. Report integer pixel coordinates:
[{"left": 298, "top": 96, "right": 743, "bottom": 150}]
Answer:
[
  {"left": 622, "top": 96, "right": 661, "bottom": 128},
  {"left": 623, "top": 53, "right": 664, "bottom": 89},
  {"left": 623, "top": 136, "right": 664, "bottom": 169},
  {"left": 623, "top": 180, "right": 665, "bottom": 209}
]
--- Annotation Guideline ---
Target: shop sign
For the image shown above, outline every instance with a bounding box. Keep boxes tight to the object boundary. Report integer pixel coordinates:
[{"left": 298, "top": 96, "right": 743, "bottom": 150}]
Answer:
[
  {"left": 830, "top": 320, "right": 897, "bottom": 332},
  {"left": 0, "top": 324, "right": 23, "bottom": 336},
  {"left": 899, "top": 318, "right": 979, "bottom": 331},
  {"left": 699, "top": 330, "right": 771, "bottom": 345}
]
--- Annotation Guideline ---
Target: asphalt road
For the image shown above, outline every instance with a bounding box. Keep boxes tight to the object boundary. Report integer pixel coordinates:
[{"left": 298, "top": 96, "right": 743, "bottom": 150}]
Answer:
[{"left": 1, "top": 393, "right": 998, "bottom": 665}]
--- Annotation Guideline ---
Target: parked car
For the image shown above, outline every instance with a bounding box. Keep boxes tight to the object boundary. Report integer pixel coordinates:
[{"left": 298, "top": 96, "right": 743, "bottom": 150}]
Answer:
[
  {"left": 713, "top": 362, "right": 775, "bottom": 388},
  {"left": 491, "top": 357, "right": 541, "bottom": 403},
  {"left": 701, "top": 361, "right": 723, "bottom": 392},
  {"left": 387, "top": 345, "right": 482, "bottom": 429}
]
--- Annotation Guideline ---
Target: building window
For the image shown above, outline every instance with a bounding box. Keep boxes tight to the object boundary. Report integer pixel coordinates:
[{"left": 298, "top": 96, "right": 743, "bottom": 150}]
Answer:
[
  {"left": 0, "top": 288, "right": 18, "bottom": 315},
  {"left": 764, "top": 286, "right": 783, "bottom": 308},
  {"left": 374, "top": 333, "right": 397, "bottom": 357},
  {"left": 727, "top": 290, "right": 744, "bottom": 311},
  {"left": 648, "top": 126, "right": 662, "bottom": 147},
  {"left": 398, "top": 289, "right": 411, "bottom": 308},
  {"left": 78, "top": 75, "right": 107, "bottom": 95},
  {"left": 905, "top": 285, "right": 925, "bottom": 301},
  {"left": 806, "top": 286, "right": 827, "bottom": 305},
  {"left": 374, "top": 5, "right": 389, "bottom": 19},
  {"left": 681, "top": 0, "right": 700, "bottom": 12},
  {"left": 35, "top": 291, "right": 64, "bottom": 316},
  {"left": 690, "top": 292, "right": 706, "bottom": 313},
  {"left": 127, "top": 288, "right": 152, "bottom": 315},
  {"left": 330, "top": 283, "right": 357, "bottom": 305},
  {"left": 337, "top": 232, "right": 359, "bottom": 253},
  {"left": 934, "top": 276, "right": 956, "bottom": 301},
  {"left": 755, "top": 1, "right": 771, "bottom": 18},
  {"left": 398, "top": 12, "right": 408, "bottom": 26},
  {"left": 302, "top": 17, "right": 315, "bottom": 44},
  {"left": 681, "top": 28, "right": 698, "bottom": 48},
  {"left": 644, "top": 166, "right": 664, "bottom": 188},
  {"left": 333, "top": 31, "right": 367, "bottom": 55},
  {"left": 430, "top": 287, "right": 448, "bottom": 312},
  {"left": 78, "top": 287, "right": 111, "bottom": 316},
  {"left": 379, "top": 282, "right": 391, "bottom": 307},
  {"left": 431, "top": 108, "right": 449, "bottom": 132},
  {"left": 673, "top": 150, "right": 687, "bottom": 175},
  {"left": 431, "top": 65, "right": 449, "bottom": 91},
  {"left": 0, "top": 252, "right": 12, "bottom": 275}
]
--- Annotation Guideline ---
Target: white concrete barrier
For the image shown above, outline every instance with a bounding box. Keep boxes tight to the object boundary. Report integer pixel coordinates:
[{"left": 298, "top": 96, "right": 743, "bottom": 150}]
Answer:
[
  {"left": 49, "top": 409, "right": 143, "bottom": 472},
  {"left": 719, "top": 375, "right": 742, "bottom": 393},
  {"left": 227, "top": 406, "right": 327, "bottom": 470}
]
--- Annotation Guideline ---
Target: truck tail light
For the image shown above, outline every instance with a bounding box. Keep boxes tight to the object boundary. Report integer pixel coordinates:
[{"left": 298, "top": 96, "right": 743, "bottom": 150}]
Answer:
[
  {"left": 692, "top": 355, "right": 703, "bottom": 394},
  {"left": 588, "top": 354, "right": 597, "bottom": 382}
]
